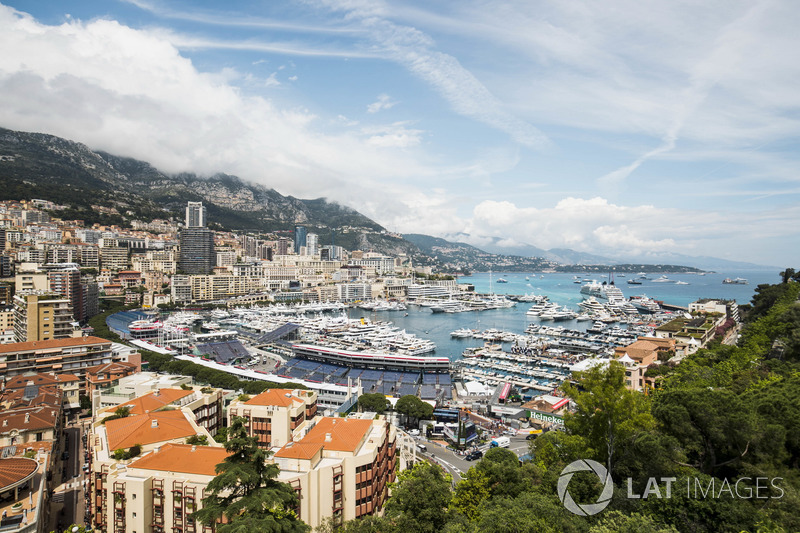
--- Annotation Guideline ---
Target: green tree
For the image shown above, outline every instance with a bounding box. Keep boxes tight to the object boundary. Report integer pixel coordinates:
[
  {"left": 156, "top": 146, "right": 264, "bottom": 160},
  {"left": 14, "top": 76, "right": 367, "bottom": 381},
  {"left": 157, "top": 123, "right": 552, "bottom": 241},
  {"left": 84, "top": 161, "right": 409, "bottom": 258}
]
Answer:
[
  {"left": 193, "top": 417, "right": 309, "bottom": 533},
  {"left": 589, "top": 510, "right": 678, "bottom": 533},
  {"left": 357, "top": 393, "right": 390, "bottom": 414},
  {"left": 562, "top": 361, "right": 654, "bottom": 477},
  {"left": 468, "top": 491, "right": 584, "bottom": 533},
  {"left": 384, "top": 462, "right": 453, "bottom": 533},
  {"left": 395, "top": 395, "right": 434, "bottom": 427},
  {"left": 451, "top": 468, "right": 490, "bottom": 521},
  {"left": 186, "top": 434, "right": 210, "bottom": 446},
  {"left": 652, "top": 388, "right": 754, "bottom": 476}
]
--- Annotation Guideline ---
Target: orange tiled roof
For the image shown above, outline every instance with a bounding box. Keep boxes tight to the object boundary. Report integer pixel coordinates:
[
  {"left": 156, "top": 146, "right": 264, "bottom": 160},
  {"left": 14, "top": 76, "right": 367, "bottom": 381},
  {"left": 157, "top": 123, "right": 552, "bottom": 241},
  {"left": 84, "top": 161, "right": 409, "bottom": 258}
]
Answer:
[
  {"left": 3, "top": 372, "right": 80, "bottom": 389},
  {"left": 244, "top": 389, "right": 308, "bottom": 408},
  {"left": 85, "top": 362, "right": 138, "bottom": 375},
  {"left": 105, "top": 410, "right": 197, "bottom": 451},
  {"left": 274, "top": 441, "right": 324, "bottom": 460},
  {"left": 117, "top": 389, "right": 194, "bottom": 415},
  {"left": 0, "top": 336, "right": 111, "bottom": 354},
  {"left": 0, "top": 406, "right": 60, "bottom": 433},
  {"left": 294, "top": 417, "right": 373, "bottom": 454},
  {"left": 0, "top": 457, "right": 38, "bottom": 491},
  {"left": 129, "top": 443, "right": 229, "bottom": 476}
]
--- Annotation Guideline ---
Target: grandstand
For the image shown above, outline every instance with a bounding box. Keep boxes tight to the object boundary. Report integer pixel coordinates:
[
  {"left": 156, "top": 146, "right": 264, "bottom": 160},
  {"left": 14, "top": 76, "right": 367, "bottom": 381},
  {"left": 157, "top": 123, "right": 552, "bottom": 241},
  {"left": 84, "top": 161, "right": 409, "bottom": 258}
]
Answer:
[
  {"left": 420, "top": 384, "right": 438, "bottom": 399},
  {"left": 195, "top": 339, "right": 249, "bottom": 364},
  {"left": 256, "top": 323, "right": 301, "bottom": 344},
  {"left": 106, "top": 310, "right": 151, "bottom": 338}
]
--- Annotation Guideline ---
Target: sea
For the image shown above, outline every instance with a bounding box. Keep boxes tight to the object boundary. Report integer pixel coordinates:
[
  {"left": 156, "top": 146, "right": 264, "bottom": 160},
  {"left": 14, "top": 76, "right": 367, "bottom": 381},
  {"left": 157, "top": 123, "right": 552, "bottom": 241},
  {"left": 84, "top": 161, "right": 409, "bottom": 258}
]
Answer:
[{"left": 347, "top": 269, "right": 781, "bottom": 362}]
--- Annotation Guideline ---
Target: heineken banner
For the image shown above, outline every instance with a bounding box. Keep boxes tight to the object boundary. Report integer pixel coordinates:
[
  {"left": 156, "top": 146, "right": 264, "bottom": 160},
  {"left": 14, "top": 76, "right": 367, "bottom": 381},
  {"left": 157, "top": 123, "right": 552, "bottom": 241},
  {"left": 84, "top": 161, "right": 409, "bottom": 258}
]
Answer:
[{"left": 530, "top": 409, "right": 565, "bottom": 426}]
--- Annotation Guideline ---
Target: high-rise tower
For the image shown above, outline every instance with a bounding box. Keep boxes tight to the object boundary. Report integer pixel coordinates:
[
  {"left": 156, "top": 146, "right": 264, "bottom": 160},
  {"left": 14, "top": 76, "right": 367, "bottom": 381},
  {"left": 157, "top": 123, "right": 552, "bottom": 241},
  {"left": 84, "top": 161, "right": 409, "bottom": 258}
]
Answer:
[{"left": 185, "top": 201, "right": 207, "bottom": 228}]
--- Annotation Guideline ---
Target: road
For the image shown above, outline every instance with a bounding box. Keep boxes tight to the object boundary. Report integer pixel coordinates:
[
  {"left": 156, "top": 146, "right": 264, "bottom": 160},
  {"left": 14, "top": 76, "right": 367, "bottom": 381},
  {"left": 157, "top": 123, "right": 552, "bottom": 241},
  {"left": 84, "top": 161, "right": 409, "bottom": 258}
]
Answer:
[
  {"left": 54, "top": 423, "right": 90, "bottom": 532},
  {"left": 422, "top": 434, "right": 532, "bottom": 482}
]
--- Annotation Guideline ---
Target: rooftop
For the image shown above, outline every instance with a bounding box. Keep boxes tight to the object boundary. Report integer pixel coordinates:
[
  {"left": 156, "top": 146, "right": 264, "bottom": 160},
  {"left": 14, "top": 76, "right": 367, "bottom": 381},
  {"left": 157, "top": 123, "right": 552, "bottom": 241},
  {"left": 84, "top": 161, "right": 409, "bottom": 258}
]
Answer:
[
  {"left": 116, "top": 388, "right": 194, "bottom": 415},
  {"left": 0, "top": 336, "right": 111, "bottom": 354},
  {"left": 244, "top": 388, "right": 311, "bottom": 408},
  {"left": 129, "top": 443, "right": 228, "bottom": 477},
  {"left": 105, "top": 410, "right": 197, "bottom": 451}
]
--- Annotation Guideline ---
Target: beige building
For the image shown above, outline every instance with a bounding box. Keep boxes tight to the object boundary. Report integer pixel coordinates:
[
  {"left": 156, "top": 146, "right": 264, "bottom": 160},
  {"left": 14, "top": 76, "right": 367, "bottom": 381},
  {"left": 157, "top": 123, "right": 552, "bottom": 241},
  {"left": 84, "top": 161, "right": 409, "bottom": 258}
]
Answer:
[
  {"left": 0, "top": 336, "right": 115, "bottom": 383},
  {"left": 2, "top": 371, "right": 82, "bottom": 411},
  {"left": 12, "top": 291, "right": 77, "bottom": 342},
  {"left": 14, "top": 272, "right": 48, "bottom": 293},
  {"left": 90, "top": 405, "right": 218, "bottom": 533},
  {"left": 273, "top": 415, "right": 398, "bottom": 527},
  {"left": 93, "top": 414, "right": 400, "bottom": 532},
  {"left": 227, "top": 388, "right": 318, "bottom": 449}
]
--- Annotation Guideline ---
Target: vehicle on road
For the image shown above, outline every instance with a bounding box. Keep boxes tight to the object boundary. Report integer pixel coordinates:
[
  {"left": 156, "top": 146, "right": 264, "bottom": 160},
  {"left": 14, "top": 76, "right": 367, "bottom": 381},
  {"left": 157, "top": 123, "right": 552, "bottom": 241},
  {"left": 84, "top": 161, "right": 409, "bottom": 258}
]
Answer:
[
  {"left": 490, "top": 436, "right": 511, "bottom": 448},
  {"left": 465, "top": 450, "right": 483, "bottom": 461},
  {"left": 409, "top": 429, "right": 420, "bottom": 436},
  {"left": 417, "top": 444, "right": 427, "bottom": 452}
]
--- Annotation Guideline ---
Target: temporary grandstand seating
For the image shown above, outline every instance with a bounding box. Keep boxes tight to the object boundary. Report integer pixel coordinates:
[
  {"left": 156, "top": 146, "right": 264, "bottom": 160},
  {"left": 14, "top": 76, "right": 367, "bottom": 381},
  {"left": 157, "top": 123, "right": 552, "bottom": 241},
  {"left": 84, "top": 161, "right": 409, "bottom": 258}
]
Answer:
[
  {"left": 422, "top": 373, "right": 437, "bottom": 385},
  {"left": 419, "top": 384, "right": 438, "bottom": 399},
  {"left": 196, "top": 340, "right": 248, "bottom": 364},
  {"left": 399, "top": 372, "right": 420, "bottom": 384},
  {"left": 256, "top": 323, "right": 301, "bottom": 344},
  {"left": 397, "top": 383, "right": 418, "bottom": 397}
]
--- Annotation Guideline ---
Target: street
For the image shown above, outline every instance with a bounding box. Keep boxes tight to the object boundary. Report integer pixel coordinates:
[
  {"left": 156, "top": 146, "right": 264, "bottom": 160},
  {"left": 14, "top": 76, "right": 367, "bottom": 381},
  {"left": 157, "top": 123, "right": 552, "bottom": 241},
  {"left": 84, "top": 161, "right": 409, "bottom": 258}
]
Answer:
[
  {"left": 422, "top": 434, "right": 532, "bottom": 482},
  {"left": 52, "top": 421, "right": 91, "bottom": 533}
]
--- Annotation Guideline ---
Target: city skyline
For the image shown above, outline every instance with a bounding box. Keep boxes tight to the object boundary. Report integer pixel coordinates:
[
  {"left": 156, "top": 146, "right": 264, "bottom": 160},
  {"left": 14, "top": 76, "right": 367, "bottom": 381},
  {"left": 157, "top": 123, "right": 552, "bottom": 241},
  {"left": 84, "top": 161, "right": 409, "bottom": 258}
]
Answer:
[{"left": 0, "top": 1, "right": 798, "bottom": 266}]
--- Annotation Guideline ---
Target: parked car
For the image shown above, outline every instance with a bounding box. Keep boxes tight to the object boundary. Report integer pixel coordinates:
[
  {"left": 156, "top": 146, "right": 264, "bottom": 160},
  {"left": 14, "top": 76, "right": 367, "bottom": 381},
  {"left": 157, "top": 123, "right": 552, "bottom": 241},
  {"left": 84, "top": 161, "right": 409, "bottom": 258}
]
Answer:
[
  {"left": 465, "top": 450, "right": 483, "bottom": 461},
  {"left": 409, "top": 429, "right": 420, "bottom": 436}
]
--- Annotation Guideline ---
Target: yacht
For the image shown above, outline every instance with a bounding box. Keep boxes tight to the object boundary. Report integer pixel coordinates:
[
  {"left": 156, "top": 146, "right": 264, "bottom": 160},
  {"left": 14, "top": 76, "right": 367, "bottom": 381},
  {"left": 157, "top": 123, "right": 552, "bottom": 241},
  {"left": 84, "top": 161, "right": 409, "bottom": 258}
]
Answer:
[
  {"left": 627, "top": 278, "right": 642, "bottom": 285},
  {"left": 722, "top": 277, "right": 748, "bottom": 285},
  {"left": 652, "top": 275, "right": 672, "bottom": 283},
  {"left": 496, "top": 278, "right": 509, "bottom": 283}
]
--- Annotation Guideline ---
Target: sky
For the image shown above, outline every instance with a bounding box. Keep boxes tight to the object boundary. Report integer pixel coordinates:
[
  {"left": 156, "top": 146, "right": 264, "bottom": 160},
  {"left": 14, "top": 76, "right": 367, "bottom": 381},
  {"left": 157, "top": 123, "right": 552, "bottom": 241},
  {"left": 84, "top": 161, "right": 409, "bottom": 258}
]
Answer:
[{"left": 0, "top": 0, "right": 798, "bottom": 267}]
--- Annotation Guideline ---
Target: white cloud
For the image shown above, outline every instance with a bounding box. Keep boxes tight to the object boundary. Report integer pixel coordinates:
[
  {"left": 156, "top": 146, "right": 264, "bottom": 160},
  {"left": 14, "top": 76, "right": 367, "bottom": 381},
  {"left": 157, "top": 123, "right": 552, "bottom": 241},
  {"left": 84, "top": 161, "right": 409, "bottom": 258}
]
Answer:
[
  {"left": 366, "top": 93, "right": 397, "bottom": 113},
  {"left": 265, "top": 72, "right": 281, "bottom": 86},
  {"left": 0, "top": 5, "right": 431, "bottom": 211},
  {"left": 362, "top": 122, "right": 423, "bottom": 148}
]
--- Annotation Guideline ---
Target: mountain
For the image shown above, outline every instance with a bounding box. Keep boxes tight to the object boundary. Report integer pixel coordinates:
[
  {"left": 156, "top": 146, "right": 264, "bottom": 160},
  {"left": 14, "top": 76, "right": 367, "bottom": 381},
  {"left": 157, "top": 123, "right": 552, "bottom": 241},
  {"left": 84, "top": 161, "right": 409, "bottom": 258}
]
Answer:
[
  {"left": 0, "top": 126, "right": 426, "bottom": 260},
  {"left": 403, "top": 234, "right": 558, "bottom": 273}
]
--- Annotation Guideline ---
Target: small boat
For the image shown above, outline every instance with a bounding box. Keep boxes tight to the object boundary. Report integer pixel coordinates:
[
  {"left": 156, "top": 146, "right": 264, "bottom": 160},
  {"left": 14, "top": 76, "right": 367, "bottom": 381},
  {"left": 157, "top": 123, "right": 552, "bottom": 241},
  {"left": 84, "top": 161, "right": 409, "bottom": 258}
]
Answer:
[
  {"left": 626, "top": 279, "right": 642, "bottom": 285},
  {"left": 496, "top": 278, "right": 509, "bottom": 283}
]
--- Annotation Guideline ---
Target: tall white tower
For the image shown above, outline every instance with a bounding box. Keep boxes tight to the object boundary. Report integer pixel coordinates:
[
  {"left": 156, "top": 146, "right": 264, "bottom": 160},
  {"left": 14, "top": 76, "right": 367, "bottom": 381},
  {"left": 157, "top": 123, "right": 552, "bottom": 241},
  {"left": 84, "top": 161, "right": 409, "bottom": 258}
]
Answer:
[{"left": 185, "top": 201, "right": 206, "bottom": 227}]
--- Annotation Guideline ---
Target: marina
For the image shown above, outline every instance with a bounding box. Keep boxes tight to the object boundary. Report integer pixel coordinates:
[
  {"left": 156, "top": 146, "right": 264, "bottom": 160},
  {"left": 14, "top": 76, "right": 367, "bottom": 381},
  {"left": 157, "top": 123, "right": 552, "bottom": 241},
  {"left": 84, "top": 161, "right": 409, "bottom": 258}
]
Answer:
[{"left": 109, "top": 269, "right": 775, "bottom": 405}]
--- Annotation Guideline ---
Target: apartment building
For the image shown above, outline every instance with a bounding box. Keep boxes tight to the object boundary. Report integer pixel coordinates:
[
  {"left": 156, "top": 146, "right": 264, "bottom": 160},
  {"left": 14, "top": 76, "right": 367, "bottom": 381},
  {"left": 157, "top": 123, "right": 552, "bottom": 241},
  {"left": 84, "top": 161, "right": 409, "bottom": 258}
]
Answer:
[
  {"left": 2, "top": 371, "right": 82, "bottom": 410},
  {"left": 12, "top": 292, "right": 77, "bottom": 342},
  {"left": 84, "top": 361, "right": 140, "bottom": 395},
  {"left": 227, "top": 388, "right": 318, "bottom": 449},
  {"left": 90, "top": 407, "right": 217, "bottom": 533},
  {"left": 273, "top": 415, "right": 398, "bottom": 527},
  {"left": 97, "top": 443, "right": 227, "bottom": 533},
  {"left": 0, "top": 336, "right": 115, "bottom": 383}
]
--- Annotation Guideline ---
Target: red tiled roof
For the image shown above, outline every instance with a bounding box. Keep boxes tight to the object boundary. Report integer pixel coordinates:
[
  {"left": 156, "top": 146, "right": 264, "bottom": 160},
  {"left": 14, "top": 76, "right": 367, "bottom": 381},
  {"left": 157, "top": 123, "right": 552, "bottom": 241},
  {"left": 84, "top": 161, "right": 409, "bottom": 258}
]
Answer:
[
  {"left": 244, "top": 389, "right": 308, "bottom": 408},
  {"left": 117, "top": 389, "right": 194, "bottom": 415},
  {"left": 276, "top": 417, "right": 372, "bottom": 460},
  {"left": 3, "top": 372, "right": 80, "bottom": 389},
  {"left": 129, "top": 443, "right": 229, "bottom": 476},
  {"left": 0, "top": 336, "right": 111, "bottom": 354},
  {"left": 0, "top": 457, "right": 38, "bottom": 491},
  {"left": 105, "top": 410, "right": 196, "bottom": 451}
]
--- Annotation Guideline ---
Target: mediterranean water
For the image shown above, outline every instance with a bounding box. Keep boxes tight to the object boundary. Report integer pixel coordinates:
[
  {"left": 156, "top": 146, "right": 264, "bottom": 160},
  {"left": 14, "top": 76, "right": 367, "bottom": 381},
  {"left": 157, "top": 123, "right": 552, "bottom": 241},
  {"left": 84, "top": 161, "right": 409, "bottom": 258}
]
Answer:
[{"left": 347, "top": 269, "right": 781, "bottom": 361}]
